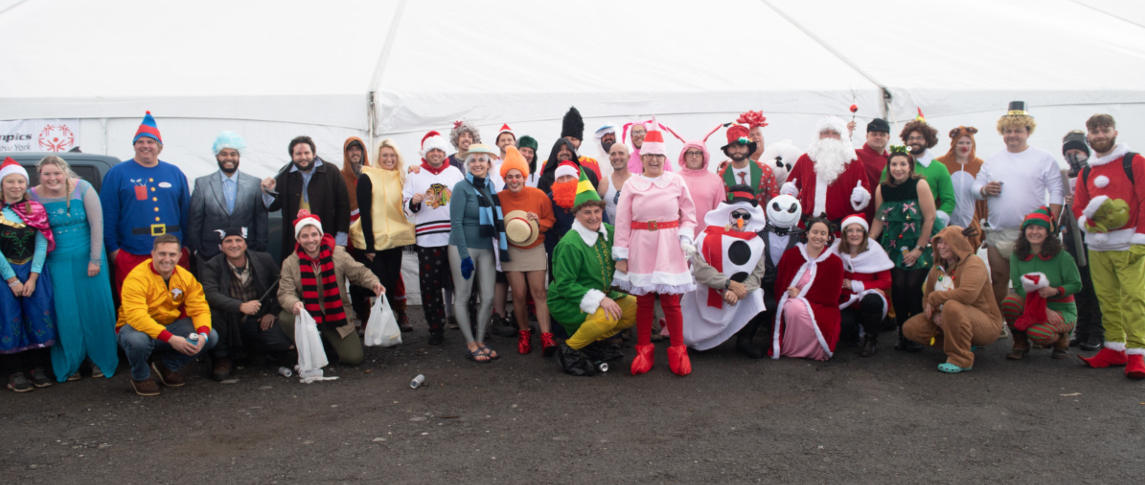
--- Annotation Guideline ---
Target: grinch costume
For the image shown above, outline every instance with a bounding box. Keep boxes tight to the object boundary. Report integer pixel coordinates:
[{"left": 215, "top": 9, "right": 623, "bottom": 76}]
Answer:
[{"left": 1072, "top": 142, "right": 1145, "bottom": 379}]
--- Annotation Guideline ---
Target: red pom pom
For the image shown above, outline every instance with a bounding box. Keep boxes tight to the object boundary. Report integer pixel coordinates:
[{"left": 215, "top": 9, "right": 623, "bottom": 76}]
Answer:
[{"left": 849, "top": 104, "right": 858, "bottom": 113}]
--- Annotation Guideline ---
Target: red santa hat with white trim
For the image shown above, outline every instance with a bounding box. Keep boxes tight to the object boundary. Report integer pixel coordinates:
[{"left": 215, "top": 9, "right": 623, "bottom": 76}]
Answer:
[
  {"left": 497, "top": 124, "right": 514, "bottom": 138},
  {"left": 293, "top": 209, "right": 323, "bottom": 238},
  {"left": 0, "top": 157, "right": 28, "bottom": 183},
  {"left": 419, "top": 130, "right": 451, "bottom": 159},
  {"left": 641, "top": 116, "right": 667, "bottom": 156}
]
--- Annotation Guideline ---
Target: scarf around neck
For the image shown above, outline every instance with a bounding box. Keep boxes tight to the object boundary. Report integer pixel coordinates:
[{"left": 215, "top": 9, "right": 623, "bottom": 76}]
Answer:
[
  {"left": 296, "top": 233, "right": 346, "bottom": 328},
  {"left": 465, "top": 173, "right": 510, "bottom": 262}
]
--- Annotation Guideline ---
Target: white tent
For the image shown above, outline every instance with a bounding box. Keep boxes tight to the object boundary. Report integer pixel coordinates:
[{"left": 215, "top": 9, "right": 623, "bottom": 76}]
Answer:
[{"left": 6, "top": 0, "right": 1144, "bottom": 183}]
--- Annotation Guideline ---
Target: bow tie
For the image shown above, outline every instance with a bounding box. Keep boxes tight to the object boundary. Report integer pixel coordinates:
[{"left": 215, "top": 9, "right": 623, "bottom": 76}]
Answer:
[{"left": 771, "top": 226, "right": 790, "bottom": 236}]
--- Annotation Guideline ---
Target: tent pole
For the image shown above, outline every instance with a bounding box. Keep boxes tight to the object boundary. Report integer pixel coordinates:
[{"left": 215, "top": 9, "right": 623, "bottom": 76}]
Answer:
[{"left": 367, "top": 0, "right": 409, "bottom": 140}]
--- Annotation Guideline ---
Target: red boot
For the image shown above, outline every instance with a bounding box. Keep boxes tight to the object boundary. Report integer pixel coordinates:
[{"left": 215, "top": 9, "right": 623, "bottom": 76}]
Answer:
[
  {"left": 631, "top": 344, "right": 654, "bottom": 375},
  {"left": 1126, "top": 354, "right": 1145, "bottom": 379},
  {"left": 541, "top": 332, "right": 557, "bottom": 357},
  {"left": 667, "top": 345, "right": 692, "bottom": 376},
  {"left": 1078, "top": 347, "right": 1128, "bottom": 368},
  {"left": 517, "top": 329, "right": 532, "bottom": 355}
]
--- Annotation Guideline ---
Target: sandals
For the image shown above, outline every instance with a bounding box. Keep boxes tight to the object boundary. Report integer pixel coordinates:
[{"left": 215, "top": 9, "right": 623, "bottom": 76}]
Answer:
[
  {"left": 937, "top": 362, "right": 972, "bottom": 373},
  {"left": 479, "top": 345, "right": 500, "bottom": 361},
  {"left": 465, "top": 347, "right": 492, "bottom": 364}
]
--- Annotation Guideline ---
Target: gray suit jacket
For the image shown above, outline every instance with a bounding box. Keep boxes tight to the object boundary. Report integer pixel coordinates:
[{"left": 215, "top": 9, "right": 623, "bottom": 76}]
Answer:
[{"left": 188, "top": 170, "right": 269, "bottom": 259}]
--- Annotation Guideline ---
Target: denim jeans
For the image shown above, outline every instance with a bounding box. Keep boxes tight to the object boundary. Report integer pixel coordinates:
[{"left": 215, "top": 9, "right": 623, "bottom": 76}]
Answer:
[{"left": 117, "top": 318, "right": 218, "bottom": 380}]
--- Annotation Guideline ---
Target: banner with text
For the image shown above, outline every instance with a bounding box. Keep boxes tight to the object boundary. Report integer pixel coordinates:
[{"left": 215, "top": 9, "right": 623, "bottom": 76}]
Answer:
[{"left": 0, "top": 119, "right": 80, "bottom": 153}]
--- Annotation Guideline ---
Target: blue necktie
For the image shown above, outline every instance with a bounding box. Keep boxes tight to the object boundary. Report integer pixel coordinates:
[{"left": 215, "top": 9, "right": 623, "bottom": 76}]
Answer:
[{"left": 225, "top": 179, "right": 235, "bottom": 214}]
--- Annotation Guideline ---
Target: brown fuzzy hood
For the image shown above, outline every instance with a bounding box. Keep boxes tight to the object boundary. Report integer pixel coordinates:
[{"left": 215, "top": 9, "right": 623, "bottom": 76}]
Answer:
[
  {"left": 341, "top": 137, "right": 369, "bottom": 212},
  {"left": 933, "top": 225, "right": 975, "bottom": 265}
]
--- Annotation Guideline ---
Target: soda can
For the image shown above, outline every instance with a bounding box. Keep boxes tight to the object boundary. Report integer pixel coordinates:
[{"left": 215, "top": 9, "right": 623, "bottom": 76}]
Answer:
[
  {"left": 186, "top": 333, "right": 200, "bottom": 345},
  {"left": 278, "top": 366, "right": 293, "bottom": 378},
  {"left": 596, "top": 362, "right": 609, "bottom": 373},
  {"left": 410, "top": 374, "right": 426, "bottom": 389}
]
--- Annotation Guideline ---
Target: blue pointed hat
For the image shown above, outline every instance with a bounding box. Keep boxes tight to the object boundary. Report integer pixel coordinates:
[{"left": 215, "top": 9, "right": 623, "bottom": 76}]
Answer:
[{"left": 133, "top": 111, "right": 162, "bottom": 144}]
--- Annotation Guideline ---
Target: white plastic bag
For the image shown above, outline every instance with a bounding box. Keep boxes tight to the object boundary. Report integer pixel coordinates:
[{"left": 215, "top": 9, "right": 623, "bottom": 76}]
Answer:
[
  {"left": 364, "top": 294, "right": 402, "bottom": 347},
  {"left": 295, "top": 310, "right": 332, "bottom": 382}
]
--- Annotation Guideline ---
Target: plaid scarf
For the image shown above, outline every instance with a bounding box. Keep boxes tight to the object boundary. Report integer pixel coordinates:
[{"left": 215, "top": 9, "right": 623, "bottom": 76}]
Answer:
[
  {"left": 296, "top": 233, "right": 346, "bottom": 328},
  {"left": 465, "top": 173, "right": 511, "bottom": 262}
]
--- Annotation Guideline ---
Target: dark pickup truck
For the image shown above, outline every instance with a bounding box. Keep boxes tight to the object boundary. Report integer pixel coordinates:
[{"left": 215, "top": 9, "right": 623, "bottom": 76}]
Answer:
[{"left": 8, "top": 152, "right": 286, "bottom": 262}]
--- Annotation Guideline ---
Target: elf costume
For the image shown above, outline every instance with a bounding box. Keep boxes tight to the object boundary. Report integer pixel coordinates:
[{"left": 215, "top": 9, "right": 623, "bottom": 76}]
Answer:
[
  {"left": 548, "top": 174, "right": 635, "bottom": 376},
  {"left": 715, "top": 124, "right": 779, "bottom": 205},
  {"left": 1072, "top": 142, "right": 1145, "bottom": 379},
  {"left": 999, "top": 207, "right": 1081, "bottom": 360}
]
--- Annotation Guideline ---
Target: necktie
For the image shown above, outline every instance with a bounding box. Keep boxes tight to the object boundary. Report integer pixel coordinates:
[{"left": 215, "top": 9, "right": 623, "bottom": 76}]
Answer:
[
  {"left": 738, "top": 172, "right": 747, "bottom": 185},
  {"left": 225, "top": 179, "right": 236, "bottom": 214}
]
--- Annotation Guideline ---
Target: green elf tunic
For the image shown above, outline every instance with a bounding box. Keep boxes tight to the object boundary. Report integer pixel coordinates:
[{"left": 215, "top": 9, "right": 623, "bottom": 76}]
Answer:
[
  {"left": 1009, "top": 250, "right": 1082, "bottom": 325},
  {"left": 548, "top": 222, "right": 627, "bottom": 334}
]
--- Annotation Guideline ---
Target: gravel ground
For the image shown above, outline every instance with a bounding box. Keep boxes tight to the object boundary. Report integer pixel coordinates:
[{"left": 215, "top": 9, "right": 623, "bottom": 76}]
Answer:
[{"left": 3, "top": 307, "right": 1143, "bottom": 484}]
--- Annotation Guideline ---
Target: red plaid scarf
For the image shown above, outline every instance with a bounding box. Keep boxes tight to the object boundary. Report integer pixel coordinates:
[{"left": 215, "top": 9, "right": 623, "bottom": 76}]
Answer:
[{"left": 297, "top": 234, "right": 347, "bottom": 328}]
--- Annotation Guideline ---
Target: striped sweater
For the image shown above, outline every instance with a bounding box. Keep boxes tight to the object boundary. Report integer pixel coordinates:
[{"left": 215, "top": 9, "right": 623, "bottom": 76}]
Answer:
[{"left": 402, "top": 163, "right": 464, "bottom": 247}]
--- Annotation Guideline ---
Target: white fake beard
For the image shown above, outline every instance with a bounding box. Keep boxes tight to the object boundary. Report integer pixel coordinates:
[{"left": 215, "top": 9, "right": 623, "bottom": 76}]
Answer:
[{"left": 807, "top": 138, "right": 853, "bottom": 187}]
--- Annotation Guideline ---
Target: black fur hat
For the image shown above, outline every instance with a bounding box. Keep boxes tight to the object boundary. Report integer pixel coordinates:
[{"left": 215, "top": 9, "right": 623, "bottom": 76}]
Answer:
[{"left": 561, "top": 106, "right": 584, "bottom": 141}]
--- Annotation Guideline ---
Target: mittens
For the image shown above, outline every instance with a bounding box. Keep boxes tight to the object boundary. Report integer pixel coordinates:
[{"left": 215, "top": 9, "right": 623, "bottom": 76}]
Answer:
[{"left": 460, "top": 257, "right": 474, "bottom": 280}]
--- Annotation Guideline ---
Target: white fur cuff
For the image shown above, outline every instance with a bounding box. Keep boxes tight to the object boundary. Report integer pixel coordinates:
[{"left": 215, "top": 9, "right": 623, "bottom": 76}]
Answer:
[
  {"left": 1132, "top": 233, "right": 1145, "bottom": 246},
  {"left": 1105, "top": 341, "right": 1127, "bottom": 352},
  {"left": 613, "top": 246, "right": 629, "bottom": 260},
  {"left": 1127, "top": 347, "right": 1145, "bottom": 355},
  {"left": 851, "top": 280, "right": 865, "bottom": 293},
  {"left": 936, "top": 211, "right": 950, "bottom": 226},
  {"left": 580, "top": 289, "right": 607, "bottom": 315},
  {"left": 1020, "top": 273, "right": 1050, "bottom": 293},
  {"left": 1083, "top": 195, "right": 1110, "bottom": 220}
]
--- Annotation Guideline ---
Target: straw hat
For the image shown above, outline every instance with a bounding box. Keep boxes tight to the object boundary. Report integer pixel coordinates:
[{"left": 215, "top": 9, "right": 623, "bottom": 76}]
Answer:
[{"left": 504, "top": 210, "right": 539, "bottom": 246}]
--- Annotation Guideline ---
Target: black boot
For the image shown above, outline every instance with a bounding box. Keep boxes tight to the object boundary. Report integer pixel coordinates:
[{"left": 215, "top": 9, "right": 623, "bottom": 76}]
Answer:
[
  {"left": 489, "top": 313, "right": 518, "bottom": 338},
  {"left": 859, "top": 334, "right": 878, "bottom": 357},
  {"left": 735, "top": 314, "right": 767, "bottom": 359},
  {"left": 555, "top": 343, "right": 595, "bottom": 376},
  {"left": 895, "top": 327, "right": 922, "bottom": 352}
]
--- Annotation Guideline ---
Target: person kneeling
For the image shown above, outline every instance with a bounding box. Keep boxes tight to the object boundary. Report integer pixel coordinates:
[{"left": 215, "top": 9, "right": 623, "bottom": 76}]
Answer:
[
  {"left": 772, "top": 217, "right": 844, "bottom": 361},
  {"left": 116, "top": 234, "right": 217, "bottom": 396},
  {"left": 903, "top": 226, "right": 1003, "bottom": 373},
  {"left": 681, "top": 185, "right": 769, "bottom": 358},
  {"left": 277, "top": 211, "right": 383, "bottom": 368},
  {"left": 548, "top": 190, "right": 635, "bottom": 376}
]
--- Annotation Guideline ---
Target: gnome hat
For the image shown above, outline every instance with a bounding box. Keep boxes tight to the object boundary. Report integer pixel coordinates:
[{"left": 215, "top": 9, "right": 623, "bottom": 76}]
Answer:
[
  {"left": 134, "top": 111, "right": 162, "bottom": 144},
  {"left": 500, "top": 145, "right": 530, "bottom": 179},
  {"left": 571, "top": 167, "right": 602, "bottom": 209},
  {"left": 1021, "top": 206, "right": 1058, "bottom": 235}
]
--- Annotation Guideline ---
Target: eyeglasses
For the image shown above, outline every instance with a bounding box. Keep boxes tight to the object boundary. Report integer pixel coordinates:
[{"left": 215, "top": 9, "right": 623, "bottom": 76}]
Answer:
[{"left": 685, "top": 151, "right": 704, "bottom": 157}]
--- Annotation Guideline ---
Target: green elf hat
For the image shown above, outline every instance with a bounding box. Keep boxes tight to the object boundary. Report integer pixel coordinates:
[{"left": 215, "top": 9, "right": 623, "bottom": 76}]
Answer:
[
  {"left": 1021, "top": 206, "right": 1057, "bottom": 234},
  {"left": 572, "top": 167, "right": 601, "bottom": 207}
]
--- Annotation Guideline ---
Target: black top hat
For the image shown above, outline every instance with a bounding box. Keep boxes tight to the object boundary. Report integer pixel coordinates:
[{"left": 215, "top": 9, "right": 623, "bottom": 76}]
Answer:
[
  {"left": 725, "top": 184, "right": 758, "bottom": 207},
  {"left": 1007, "top": 101, "right": 1029, "bottom": 116}
]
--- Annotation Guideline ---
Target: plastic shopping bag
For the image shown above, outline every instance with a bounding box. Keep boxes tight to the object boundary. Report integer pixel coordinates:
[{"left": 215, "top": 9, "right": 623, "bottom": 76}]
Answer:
[
  {"left": 296, "top": 310, "right": 336, "bottom": 382},
  {"left": 364, "top": 294, "right": 402, "bottom": 347}
]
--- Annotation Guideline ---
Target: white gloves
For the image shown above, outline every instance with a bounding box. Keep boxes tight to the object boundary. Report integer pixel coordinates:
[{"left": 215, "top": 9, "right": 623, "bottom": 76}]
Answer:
[
  {"left": 681, "top": 242, "right": 697, "bottom": 259},
  {"left": 850, "top": 180, "right": 871, "bottom": 211},
  {"left": 780, "top": 181, "right": 798, "bottom": 196}
]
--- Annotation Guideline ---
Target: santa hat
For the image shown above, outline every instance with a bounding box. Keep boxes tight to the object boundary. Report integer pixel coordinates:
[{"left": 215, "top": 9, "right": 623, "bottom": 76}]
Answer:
[
  {"left": 293, "top": 209, "right": 323, "bottom": 238},
  {"left": 133, "top": 111, "right": 162, "bottom": 144},
  {"left": 840, "top": 214, "right": 869, "bottom": 233},
  {"left": 561, "top": 107, "right": 585, "bottom": 141},
  {"left": 572, "top": 167, "right": 602, "bottom": 208},
  {"left": 419, "top": 131, "right": 450, "bottom": 158},
  {"left": 1013, "top": 272, "right": 1051, "bottom": 331},
  {"left": 815, "top": 116, "right": 848, "bottom": 138},
  {"left": 497, "top": 124, "right": 515, "bottom": 139},
  {"left": 500, "top": 146, "right": 530, "bottom": 178},
  {"left": 211, "top": 131, "right": 246, "bottom": 155},
  {"left": 641, "top": 116, "right": 667, "bottom": 156},
  {"left": 0, "top": 157, "right": 28, "bottom": 183},
  {"left": 554, "top": 160, "right": 580, "bottom": 180}
]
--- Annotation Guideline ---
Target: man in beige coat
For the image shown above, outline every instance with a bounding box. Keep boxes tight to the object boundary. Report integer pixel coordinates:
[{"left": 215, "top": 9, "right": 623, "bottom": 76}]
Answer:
[{"left": 278, "top": 210, "right": 382, "bottom": 366}]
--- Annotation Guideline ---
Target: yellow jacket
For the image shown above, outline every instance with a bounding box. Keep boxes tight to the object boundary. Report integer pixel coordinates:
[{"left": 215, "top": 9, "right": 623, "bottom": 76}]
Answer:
[{"left": 116, "top": 259, "right": 212, "bottom": 341}]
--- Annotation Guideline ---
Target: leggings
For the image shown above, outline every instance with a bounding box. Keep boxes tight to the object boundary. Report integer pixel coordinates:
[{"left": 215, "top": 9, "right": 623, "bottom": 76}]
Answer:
[
  {"left": 891, "top": 267, "right": 928, "bottom": 329},
  {"left": 351, "top": 246, "right": 405, "bottom": 327},
  {"left": 839, "top": 293, "right": 885, "bottom": 342},
  {"left": 1000, "top": 294, "right": 1076, "bottom": 347},
  {"left": 637, "top": 293, "right": 682, "bottom": 346},
  {"left": 416, "top": 246, "right": 451, "bottom": 334},
  {"left": 449, "top": 246, "right": 496, "bottom": 344}
]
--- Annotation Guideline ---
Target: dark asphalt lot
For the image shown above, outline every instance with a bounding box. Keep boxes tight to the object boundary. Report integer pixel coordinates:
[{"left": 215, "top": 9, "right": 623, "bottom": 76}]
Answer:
[{"left": 3, "top": 307, "right": 1143, "bottom": 484}]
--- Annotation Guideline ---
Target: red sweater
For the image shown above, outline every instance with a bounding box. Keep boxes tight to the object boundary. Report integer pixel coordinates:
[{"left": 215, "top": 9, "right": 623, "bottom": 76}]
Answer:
[
  {"left": 855, "top": 144, "right": 888, "bottom": 222},
  {"left": 497, "top": 186, "right": 556, "bottom": 249},
  {"left": 1072, "top": 146, "right": 1145, "bottom": 252}
]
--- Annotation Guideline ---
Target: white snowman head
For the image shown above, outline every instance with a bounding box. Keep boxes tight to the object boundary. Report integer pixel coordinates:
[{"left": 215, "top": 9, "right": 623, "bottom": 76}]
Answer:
[{"left": 767, "top": 194, "right": 802, "bottom": 229}]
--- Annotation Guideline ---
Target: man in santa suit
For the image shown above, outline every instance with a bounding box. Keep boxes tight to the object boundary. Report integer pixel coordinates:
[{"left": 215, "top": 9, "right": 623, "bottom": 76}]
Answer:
[
  {"left": 682, "top": 186, "right": 769, "bottom": 358},
  {"left": 780, "top": 116, "right": 872, "bottom": 226}
]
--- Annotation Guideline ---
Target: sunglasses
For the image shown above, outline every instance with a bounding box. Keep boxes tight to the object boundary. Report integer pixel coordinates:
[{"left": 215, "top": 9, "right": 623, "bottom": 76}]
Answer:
[{"left": 731, "top": 211, "right": 752, "bottom": 221}]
